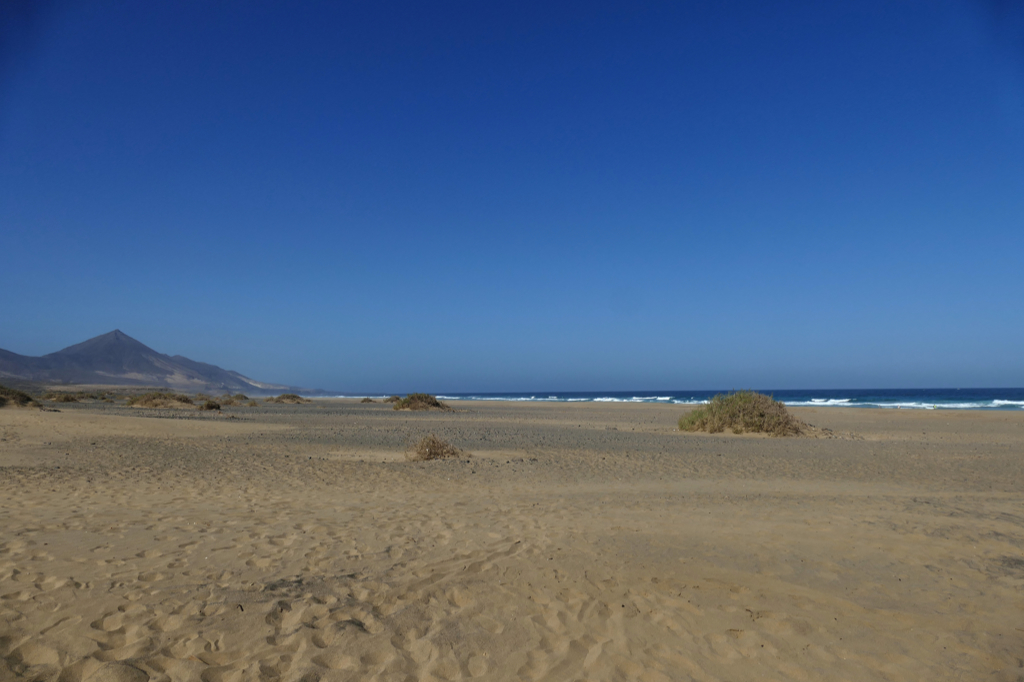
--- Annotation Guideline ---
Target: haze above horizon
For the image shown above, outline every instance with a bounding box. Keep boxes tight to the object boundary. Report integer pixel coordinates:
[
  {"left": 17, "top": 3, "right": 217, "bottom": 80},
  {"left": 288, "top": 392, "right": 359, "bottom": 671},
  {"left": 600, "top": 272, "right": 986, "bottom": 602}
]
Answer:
[{"left": 2, "top": 1, "right": 1022, "bottom": 393}]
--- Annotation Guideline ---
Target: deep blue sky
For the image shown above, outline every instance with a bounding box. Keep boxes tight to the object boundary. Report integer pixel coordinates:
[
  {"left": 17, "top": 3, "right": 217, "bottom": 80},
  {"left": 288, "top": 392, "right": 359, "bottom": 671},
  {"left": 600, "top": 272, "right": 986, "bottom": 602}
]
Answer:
[{"left": 2, "top": 0, "right": 1023, "bottom": 392}]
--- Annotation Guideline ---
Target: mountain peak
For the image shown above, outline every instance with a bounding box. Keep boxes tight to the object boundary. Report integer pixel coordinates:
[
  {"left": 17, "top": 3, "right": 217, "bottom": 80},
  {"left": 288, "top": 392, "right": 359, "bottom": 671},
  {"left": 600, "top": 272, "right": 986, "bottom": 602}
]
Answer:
[
  {"left": 0, "top": 331, "right": 297, "bottom": 393},
  {"left": 54, "top": 330, "right": 153, "bottom": 358}
]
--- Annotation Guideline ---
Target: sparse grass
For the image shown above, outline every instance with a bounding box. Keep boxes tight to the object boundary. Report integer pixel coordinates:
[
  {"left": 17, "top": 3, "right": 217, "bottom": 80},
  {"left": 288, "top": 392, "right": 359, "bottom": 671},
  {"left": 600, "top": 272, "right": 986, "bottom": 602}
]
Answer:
[
  {"left": 678, "top": 391, "right": 803, "bottom": 436},
  {"left": 264, "top": 393, "right": 311, "bottom": 404},
  {"left": 246, "top": 400, "right": 259, "bottom": 407},
  {"left": 393, "top": 393, "right": 451, "bottom": 411},
  {"left": 383, "top": 396, "right": 401, "bottom": 403},
  {"left": 126, "top": 392, "right": 195, "bottom": 409},
  {"left": 406, "top": 434, "right": 465, "bottom": 461},
  {"left": 360, "top": 397, "right": 375, "bottom": 403},
  {"left": 200, "top": 400, "right": 221, "bottom": 411},
  {"left": 42, "top": 390, "right": 122, "bottom": 403},
  {"left": 0, "top": 384, "right": 37, "bottom": 408},
  {"left": 195, "top": 393, "right": 212, "bottom": 401}
]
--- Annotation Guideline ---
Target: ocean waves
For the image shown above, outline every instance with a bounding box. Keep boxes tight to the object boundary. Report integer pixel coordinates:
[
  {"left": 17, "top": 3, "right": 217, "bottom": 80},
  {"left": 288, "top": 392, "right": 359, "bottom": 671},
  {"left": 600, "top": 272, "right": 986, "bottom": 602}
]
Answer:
[{"left": 329, "top": 389, "right": 1024, "bottom": 410}]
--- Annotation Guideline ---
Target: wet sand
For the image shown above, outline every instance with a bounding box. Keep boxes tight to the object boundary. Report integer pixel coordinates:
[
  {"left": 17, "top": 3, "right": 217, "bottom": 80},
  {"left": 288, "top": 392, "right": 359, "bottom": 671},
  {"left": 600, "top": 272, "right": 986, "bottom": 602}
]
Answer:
[{"left": 1, "top": 399, "right": 1023, "bottom": 681}]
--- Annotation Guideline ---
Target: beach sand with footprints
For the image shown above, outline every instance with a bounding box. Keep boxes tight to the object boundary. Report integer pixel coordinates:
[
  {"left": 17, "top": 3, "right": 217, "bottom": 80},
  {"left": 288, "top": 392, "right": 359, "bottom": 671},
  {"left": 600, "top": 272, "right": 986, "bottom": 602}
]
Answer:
[{"left": 2, "top": 399, "right": 1023, "bottom": 681}]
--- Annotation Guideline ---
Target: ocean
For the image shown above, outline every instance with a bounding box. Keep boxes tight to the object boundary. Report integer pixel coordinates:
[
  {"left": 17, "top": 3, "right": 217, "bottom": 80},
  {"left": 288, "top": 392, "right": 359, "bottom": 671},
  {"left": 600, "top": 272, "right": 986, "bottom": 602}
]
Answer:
[{"left": 393, "top": 388, "right": 1024, "bottom": 410}]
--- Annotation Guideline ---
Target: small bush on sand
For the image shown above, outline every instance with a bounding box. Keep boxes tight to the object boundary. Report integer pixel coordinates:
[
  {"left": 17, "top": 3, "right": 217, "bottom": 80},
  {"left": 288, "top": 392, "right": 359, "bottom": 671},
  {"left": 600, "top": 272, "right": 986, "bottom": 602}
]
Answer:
[
  {"left": 126, "top": 392, "right": 195, "bottom": 409},
  {"left": 265, "top": 393, "right": 312, "bottom": 404},
  {"left": 201, "top": 400, "right": 221, "bottom": 411},
  {"left": 393, "top": 393, "right": 451, "bottom": 411},
  {"left": 52, "top": 394, "right": 79, "bottom": 403},
  {"left": 360, "top": 397, "right": 375, "bottom": 403},
  {"left": 246, "top": 400, "right": 259, "bottom": 407},
  {"left": 678, "top": 391, "right": 803, "bottom": 436},
  {"left": 0, "top": 384, "right": 37, "bottom": 408},
  {"left": 407, "top": 434, "right": 465, "bottom": 461},
  {"left": 383, "top": 395, "right": 401, "bottom": 403}
]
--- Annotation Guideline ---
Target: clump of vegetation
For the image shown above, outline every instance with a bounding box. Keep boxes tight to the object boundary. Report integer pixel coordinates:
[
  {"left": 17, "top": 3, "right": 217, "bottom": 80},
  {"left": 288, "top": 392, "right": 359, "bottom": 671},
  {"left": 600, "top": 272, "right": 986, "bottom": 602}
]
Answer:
[
  {"left": 383, "top": 396, "right": 401, "bottom": 404},
  {"left": 264, "top": 393, "right": 312, "bottom": 404},
  {"left": 43, "top": 390, "right": 121, "bottom": 403},
  {"left": 678, "top": 391, "right": 804, "bottom": 436},
  {"left": 201, "top": 400, "right": 221, "bottom": 411},
  {"left": 360, "top": 397, "right": 375, "bottom": 403},
  {"left": 246, "top": 400, "right": 259, "bottom": 407},
  {"left": 407, "top": 434, "right": 465, "bottom": 461},
  {"left": 0, "top": 384, "right": 37, "bottom": 408},
  {"left": 393, "top": 393, "right": 451, "bottom": 411},
  {"left": 126, "top": 392, "right": 195, "bottom": 409}
]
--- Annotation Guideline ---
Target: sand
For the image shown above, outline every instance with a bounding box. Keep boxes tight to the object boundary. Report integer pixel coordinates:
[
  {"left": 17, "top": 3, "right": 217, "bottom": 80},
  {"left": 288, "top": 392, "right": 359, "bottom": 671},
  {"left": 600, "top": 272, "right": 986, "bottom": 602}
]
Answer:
[{"left": 1, "top": 399, "right": 1023, "bottom": 681}]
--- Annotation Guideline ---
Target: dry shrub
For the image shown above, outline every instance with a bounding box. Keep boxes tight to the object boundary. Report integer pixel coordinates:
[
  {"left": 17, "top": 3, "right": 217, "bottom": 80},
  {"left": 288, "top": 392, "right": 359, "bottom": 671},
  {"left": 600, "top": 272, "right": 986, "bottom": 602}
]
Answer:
[
  {"left": 383, "top": 395, "right": 401, "bottom": 403},
  {"left": 407, "top": 434, "right": 464, "bottom": 461},
  {"left": 246, "top": 400, "right": 259, "bottom": 407},
  {"left": 220, "top": 398, "right": 239, "bottom": 406},
  {"left": 43, "top": 390, "right": 120, "bottom": 402},
  {"left": 0, "top": 384, "right": 37, "bottom": 408},
  {"left": 360, "top": 397, "right": 375, "bottom": 403},
  {"left": 265, "top": 393, "right": 311, "bottom": 404},
  {"left": 126, "top": 392, "right": 195, "bottom": 409},
  {"left": 393, "top": 393, "right": 451, "bottom": 411},
  {"left": 679, "top": 391, "right": 804, "bottom": 436},
  {"left": 200, "top": 400, "right": 221, "bottom": 411}
]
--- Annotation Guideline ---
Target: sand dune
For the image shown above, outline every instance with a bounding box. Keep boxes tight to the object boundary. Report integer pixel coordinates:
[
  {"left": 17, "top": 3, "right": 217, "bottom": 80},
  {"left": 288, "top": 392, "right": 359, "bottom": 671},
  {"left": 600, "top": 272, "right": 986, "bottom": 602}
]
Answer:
[{"left": 2, "top": 400, "right": 1023, "bottom": 681}]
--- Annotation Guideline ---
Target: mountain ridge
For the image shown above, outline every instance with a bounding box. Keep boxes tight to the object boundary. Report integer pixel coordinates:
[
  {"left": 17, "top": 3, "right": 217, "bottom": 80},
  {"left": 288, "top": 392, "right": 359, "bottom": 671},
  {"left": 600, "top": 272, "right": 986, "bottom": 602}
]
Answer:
[{"left": 0, "top": 330, "right": 308, "bottom": 394}]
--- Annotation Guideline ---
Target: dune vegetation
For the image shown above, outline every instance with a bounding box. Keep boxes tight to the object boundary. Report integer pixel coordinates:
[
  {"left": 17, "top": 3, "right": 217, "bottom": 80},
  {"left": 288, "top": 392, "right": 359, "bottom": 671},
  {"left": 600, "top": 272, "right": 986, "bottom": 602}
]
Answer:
[
  {"left": 43, "top": 390, "right": 122, "bottom": 403},
  {"left": 406, "top": 434, "right": 465, "bottom": 461},
  {"left": 126, "top": 392, "right": 195, "bottom": 409},
  {"left": 0, "top": 384, "right": 37, "bottom": 408},
  {"left": 678, "top": 391, "right": 804, "bottom": 436},
  {"left": 265, "top": 393, "right": 311, "bottom": 404},
  {"left": 393, "top": 393, "right": 451, "bottom": 411}
]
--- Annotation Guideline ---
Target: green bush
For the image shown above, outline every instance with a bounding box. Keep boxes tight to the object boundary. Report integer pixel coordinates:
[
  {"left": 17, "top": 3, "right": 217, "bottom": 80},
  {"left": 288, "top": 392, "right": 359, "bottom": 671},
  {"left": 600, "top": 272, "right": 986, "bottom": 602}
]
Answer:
[
  {"left": 678, "top": 391, "right": 803, "bottom": 436},
  {"left": 393, "top": 393, "right": 451, "bottom": 411}
]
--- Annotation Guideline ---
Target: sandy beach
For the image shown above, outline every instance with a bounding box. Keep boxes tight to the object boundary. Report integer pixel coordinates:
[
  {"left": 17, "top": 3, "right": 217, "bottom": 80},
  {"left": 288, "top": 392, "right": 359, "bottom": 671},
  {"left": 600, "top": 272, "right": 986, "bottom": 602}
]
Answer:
[{"left": 2, "top": 398, "right": 1023, "bottom": 681}]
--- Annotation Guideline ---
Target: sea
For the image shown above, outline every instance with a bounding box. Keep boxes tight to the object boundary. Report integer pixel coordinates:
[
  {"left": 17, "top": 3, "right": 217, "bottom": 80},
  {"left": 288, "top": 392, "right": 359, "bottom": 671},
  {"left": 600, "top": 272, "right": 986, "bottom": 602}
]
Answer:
[{"left": 337, "top": 388, "right": 1024, "bottom": 411}]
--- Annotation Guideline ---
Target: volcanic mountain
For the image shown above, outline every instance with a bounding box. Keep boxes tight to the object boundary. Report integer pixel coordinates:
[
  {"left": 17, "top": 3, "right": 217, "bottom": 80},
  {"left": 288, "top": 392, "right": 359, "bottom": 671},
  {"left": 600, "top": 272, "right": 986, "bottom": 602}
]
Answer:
[{"left": 0, "top": 330, "right": 300, "bottom": 394}]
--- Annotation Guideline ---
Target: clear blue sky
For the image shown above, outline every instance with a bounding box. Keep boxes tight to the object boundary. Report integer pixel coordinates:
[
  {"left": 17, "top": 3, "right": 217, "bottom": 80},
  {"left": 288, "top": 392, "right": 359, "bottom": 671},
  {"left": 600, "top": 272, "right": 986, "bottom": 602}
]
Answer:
[{"left": 2, "top": 0, "right": 1022, "bottom": 392}]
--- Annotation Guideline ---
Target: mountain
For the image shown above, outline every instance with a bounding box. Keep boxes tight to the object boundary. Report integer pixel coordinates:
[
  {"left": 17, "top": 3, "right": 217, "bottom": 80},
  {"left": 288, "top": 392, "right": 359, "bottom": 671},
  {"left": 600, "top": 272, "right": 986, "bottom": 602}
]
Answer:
[{"left": 0, "top": 330, "right": 302, "bottom": 394}]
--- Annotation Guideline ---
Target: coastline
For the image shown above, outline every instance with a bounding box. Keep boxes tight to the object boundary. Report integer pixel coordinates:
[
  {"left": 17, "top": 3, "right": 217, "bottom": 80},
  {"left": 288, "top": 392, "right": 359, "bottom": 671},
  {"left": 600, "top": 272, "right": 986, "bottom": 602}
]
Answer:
[{"left": 2, "top": 399, "right": 1022, "bottom": 680}]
